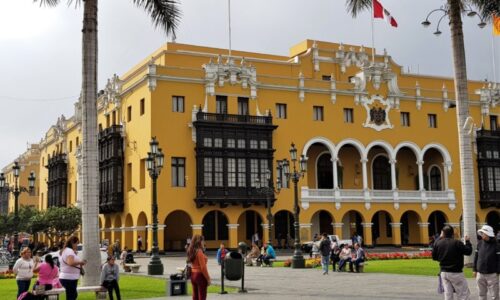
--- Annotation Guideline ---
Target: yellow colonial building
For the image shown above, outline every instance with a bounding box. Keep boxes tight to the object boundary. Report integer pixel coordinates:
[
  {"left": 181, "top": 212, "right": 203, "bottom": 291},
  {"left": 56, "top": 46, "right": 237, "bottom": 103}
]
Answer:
[{"left": 16, "top": 39, "right": 500, "bottom": 251}]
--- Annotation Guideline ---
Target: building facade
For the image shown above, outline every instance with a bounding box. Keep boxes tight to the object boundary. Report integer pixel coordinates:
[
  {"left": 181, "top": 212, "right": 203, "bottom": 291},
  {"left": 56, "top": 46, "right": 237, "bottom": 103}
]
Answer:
[{"left": 12, "top": 39, "right": 500, "bottom": 250}]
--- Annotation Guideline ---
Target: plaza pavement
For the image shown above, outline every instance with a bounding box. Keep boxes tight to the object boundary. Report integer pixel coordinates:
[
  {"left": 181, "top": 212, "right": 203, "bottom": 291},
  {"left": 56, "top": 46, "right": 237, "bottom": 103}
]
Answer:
[{"left": 127, "top": 253, "right": 480, "bottom": 300}]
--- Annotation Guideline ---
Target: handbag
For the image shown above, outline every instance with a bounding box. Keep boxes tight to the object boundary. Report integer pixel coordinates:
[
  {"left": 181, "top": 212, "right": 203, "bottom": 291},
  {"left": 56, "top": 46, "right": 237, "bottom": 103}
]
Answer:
[
  {"left": 183, "top": 263, "right": 192, "bottom": 280},
  {"left": 79, "top": 266, "right": 85, "bottom": 276}
]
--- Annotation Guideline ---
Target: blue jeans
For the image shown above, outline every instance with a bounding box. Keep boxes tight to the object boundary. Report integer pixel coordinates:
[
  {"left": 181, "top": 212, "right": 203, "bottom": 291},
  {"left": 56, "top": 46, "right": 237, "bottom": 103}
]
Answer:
[
  {"left": 350, "top": 258, "right": 364, "bottom": 272},
  {"left": 60, "top": 279, "right": 79, "bottom": 300},
  {"left": 17, "top": 279, "right": 31, "bottom": 298},
  {"left": 338, "top": 257, "right": 352, "bottom": 271},
  {"left": 321, "top": 255, "right": 329, "bottom": 273}
]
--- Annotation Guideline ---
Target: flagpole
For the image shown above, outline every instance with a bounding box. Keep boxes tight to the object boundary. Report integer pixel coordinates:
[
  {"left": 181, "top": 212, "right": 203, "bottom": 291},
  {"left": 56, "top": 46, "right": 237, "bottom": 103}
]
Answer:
[
  {"left": 371, "top": 0, "right": 376, "bottom": 64},
  {"left": 491, "top": 29, "right": 497, "bottom": 82},
  {"left": 228, "top": 0, "right": 232, "bottom": 59}
]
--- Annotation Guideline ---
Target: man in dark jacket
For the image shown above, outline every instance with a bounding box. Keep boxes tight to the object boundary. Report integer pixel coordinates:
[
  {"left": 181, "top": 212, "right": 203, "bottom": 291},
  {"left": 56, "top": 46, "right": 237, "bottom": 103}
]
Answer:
[
  {"left": 432, "top": 225, "right": 473, "bottom": 300},
  {"left": 473, "top": 225, "right": 500, "bottom": 300},
  {"left": 319, "top": 233, "right": 331, "bottom": 275}
]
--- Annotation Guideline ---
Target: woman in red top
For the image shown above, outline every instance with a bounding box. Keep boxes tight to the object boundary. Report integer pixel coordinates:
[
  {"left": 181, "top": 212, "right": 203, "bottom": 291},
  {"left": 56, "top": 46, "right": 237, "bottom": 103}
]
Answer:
[{"left": 187, "top": 235, "right": 210, "bottom": 300}]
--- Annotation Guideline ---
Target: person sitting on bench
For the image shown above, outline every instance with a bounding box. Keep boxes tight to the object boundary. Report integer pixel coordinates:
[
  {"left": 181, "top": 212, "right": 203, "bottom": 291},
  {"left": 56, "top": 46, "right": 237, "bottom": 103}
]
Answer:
[
  {"left": 101, "top": 256, "right": 121, "bottom": 300},
  {"left": 262, "top": 242, "right": 276, "bottom": 266}
]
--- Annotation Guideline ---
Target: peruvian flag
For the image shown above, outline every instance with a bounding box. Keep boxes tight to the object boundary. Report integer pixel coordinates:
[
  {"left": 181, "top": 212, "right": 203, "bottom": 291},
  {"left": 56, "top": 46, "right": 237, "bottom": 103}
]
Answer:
[{"left": 373, "top": 0, "right": 398, "bottom": 28}]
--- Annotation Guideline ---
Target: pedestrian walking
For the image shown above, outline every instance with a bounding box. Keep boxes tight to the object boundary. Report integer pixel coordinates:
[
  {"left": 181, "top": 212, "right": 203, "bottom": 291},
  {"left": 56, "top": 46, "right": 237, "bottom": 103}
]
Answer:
[
  {"left": 59, "top": 236, "right": 86, "bottom": 300},
  {"left": 13, "top": 247, "right": 39, "bottom": 298},
  {"left": 473, "top": 225, "right": 500, "bottom": 300},
  {"left": 432, "top": 225, "right": 473, "bottom": 300},
  {"left": 101, "top": 256, "right": 121, "bottom": 300},
  {"left": 112, "top": 240, "right": 121, "bottom": 260},
  {"left": 319, "top": 233, "right": 331, "bottom": 275},
  {"left": 137, "top": 236, "right": 142, "bottom": 253},
  {"left": 187, "top": 235, "right": 210, "bottom": 300},
  {"left": 216, "top": 243, "right": 228, "bottom": 266}
]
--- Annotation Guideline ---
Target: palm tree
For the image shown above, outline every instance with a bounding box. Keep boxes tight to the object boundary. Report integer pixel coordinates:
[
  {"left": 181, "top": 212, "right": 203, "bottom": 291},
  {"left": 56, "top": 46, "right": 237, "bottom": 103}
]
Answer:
[
  {"left": 34, "top": 0, "right": 180, "bottom": 285},
  {"left": 345, "top": 0, "right": 498, "bottom": 264}
]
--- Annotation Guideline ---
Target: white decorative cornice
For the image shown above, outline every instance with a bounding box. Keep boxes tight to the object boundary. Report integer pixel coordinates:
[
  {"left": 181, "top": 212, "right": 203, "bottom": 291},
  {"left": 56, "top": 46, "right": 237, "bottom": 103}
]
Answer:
[
  {"left": 147, "top": 60, "right": 157, "bottom": 92},
  {"left": 226, "top": 224, "right": 239, "bottom": 229},
  {"left": 415, "top": 81, "right": 422, "bottom": 110},
  {"left": 442, "top": 83, "right": 450, "bottom": 112},
  {"left": 203, "top": 56, "right": 257, "bottom": 99},
  {"left": 298, "top": 72, "right": 305, "bottom": 102},
  {"left": 299, "top": 223, "right": 313, "bottom": 228},
  {"left": 475, "top": 81, "right": 500, "bottom": 113},
  {"left": 191, "top": 224, "right": 204, "bottom": 230},
  {"left": 330, "top": 74, "right": 337, "bottom": 104},
  {"left": 101, "top": 74, "right": 123, "bottom": 109}
]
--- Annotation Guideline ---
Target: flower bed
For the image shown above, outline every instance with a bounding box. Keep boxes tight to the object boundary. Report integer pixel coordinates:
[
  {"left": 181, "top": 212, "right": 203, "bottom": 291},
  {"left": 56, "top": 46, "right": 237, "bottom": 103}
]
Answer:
[
  {"left": 366, "top": 251, "right": 431, "bottom": 260},
  {"left": 0, "top": 270, "right": 15, "bottom": 279}
]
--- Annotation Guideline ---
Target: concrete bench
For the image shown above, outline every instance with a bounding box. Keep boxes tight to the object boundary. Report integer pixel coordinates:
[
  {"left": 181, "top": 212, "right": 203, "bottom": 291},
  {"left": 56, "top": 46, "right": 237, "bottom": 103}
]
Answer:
[
  {"left": 35, "top": 286, "right": 107, "bottom": 300},
  {"left": 125, "top": 263, "right": 141, "bottom": 273},
  {"left": 357, "top": 262, "right": 367, "bottom": 273},
  {"left": 262, "top": 258, "right": 275, "bottom": 267}
]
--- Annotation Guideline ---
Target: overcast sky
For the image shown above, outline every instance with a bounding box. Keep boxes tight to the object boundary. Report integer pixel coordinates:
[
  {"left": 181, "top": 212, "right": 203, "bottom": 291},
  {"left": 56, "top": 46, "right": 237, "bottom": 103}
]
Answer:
[{"left": 0, "top": 0, "right": 499, "bottom": 169}]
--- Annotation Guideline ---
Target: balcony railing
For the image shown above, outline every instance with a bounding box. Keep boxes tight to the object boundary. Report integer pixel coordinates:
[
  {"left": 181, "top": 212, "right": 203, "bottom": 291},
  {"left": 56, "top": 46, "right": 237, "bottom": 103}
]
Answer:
[
  {"left": 477, "top": 129, "right": 500, "bottom": 138},
  {"left": 196, "top": 112, "right": 273, "bottom": 125},
  {"left": 301, "top": 187, "right": 456, "bottom": 209}
]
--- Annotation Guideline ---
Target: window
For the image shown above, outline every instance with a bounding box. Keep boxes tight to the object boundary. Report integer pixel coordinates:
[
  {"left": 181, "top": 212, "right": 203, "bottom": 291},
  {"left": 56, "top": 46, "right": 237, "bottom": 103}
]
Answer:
[
  {"left": 216, "top": 95, "right": 227, "bottom": 114},
  {"left": 214, "top": 138, "right": 223, "bottom": 148},
  {"left": 112, "top": 111, "right": 116, "bottom": 125},
  {"left": 227, "top": 139, "right": 235, "bottom": 148},
  {"left": 313, "top": 106, "right": 324, "bottom": 121},
  {"left": 276, "top": 160, "right": 289, "bottom": 189},
  {"left": 276, "top": 103, "right": 287, "bottom": 119},
  {"left": 69, "top": 141, "right": 73, "bottom": 153},
  {"left": 237, "top": 159, "right": 246, "bottom": 187},
  {"left": 490, "top": 115, "right": 498, "bottom": 131},
  {"left": 429, "top": 166, "right": 442, "bottom": 191},
  {"left": 238, "top": 97, "right": 249, "bottom": 115},
  {"left": 400, "top": 112, "right": 410, "bottom": 127},
  {"left": 322, "top": 75, "right": 331, "bottom": 81},
  {"left": 172, "top": 157, "right": 186, "bottom": 187},
  {"left": 127, "top": 106, "right": 132, "bottom": 122},
  {"left": 237, "top": 139, "right": 245, "bottom": 149},
  {"left": 140, "top": 159, "right": 146, "bottom": 189},
  {"left": 204, "top": 158, "right": 212, "bottom": 187},
  {"left": 172, "top": 96, "right": 184, "bottom": 113},
  {"left": 76, "top": 137, "right": 79, "bottom": 146},
  {"left": 228, "top": 158, "right": 236, "bottom": 187},
  {"left": 140, "top": 99, "right": 145, "bottom": 116},
  {"left": 250, "top": 140, "right": 258, "bottom": 149},
  {"left": 106, "top": 114, "right": 110, "bottom": 127},
  {"left": 203, "top": 138, "right": 212, "bottom": 147},
  {"left": 214, "top": 158, "right": 223, "bottom": 187},
  {"left": 99, "top": 124, "right": 103, "bottom": 132},
  {"left": 250, "top": 159, "right": 259, "bottom": 187},
  {"left": 343, "top": 108, "right": 354, "bottom": 123},
  {"left": 127, "top": 163, "right": 132, "bottom": 191},
  {"left": 260, "top": 140, "right": 268, "bottom": 149},
  {"left": 428, "top": 114, "right": 437, "bottom": 128}
]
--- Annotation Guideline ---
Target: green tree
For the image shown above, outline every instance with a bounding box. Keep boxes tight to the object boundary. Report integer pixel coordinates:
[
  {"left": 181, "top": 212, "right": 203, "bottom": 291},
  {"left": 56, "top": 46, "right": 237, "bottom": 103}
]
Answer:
[
  {"left": 345, "top": 0, "right": 499, "bottom": 264},
  {"left": 34, "top": 0, "right": 180, "bottom": 284},
  {"left": 41, "top": 206, "right": 82, "bottom": 247}
]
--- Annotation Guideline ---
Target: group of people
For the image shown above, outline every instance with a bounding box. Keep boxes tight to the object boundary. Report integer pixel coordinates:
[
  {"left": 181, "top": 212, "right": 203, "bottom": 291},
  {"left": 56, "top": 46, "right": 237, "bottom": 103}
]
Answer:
[
  {"left": 432, "top": 224, "right": 499, "bottom": 300},
  {"left": 317, "top": 233, "right": 365, "bottom": 275},
  {"left": 13, "top": 236, "right": 122, "bottom": 300}
]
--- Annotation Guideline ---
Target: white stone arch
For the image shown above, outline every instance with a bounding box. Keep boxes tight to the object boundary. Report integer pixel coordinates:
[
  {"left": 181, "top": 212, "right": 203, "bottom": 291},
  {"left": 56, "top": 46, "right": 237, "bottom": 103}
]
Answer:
[
  {"left": 370, "top": 153, "right": 391, "bottom": 190},
  {"left": 333, "top": 138, "right": 365, "bottom": 159},
  {"left": 364, "top": 140, "right": 395, "bottom": 160},
  {"left": 301, "top": 137, "right": 335, "bottom": 158},
  {"left": 427, "top": 164, "right": 444, "bottom": 191},
  {"left": 394, "top": 142, "right": 421, "bottom": 161},
  {"left": 420, "top": 143, "right": 452, "bottom": 173}
]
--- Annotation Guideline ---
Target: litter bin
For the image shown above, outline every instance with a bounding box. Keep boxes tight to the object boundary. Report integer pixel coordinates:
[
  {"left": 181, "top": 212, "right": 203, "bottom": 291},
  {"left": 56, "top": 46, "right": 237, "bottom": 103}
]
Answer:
[
  {"left": 224, "top": 252, "right": 243, "bottom": 281},
  {"left": 166, "top": 274, "right": 187, "bottom": 296}
]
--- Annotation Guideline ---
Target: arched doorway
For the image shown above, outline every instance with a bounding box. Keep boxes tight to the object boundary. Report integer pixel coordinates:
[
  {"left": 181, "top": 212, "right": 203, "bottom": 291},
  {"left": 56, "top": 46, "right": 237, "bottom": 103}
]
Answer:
[
  {"left": 371, "top": 211, "right": 393, "bottom": 246},
  {"left": 113, "top": 215, "right": 122, "bottom": 246},
  {"left": 237, "top": 210, "right": 263, "bottom": 247},
  {"left": 372, "top": 155, "right": 391, "bottom": 190},
  {"left": 317, "top": 153, "right": 333, "bottom": 189},
  {"left": 274, "top": 210, "right": 294, "bottom": 248},
  {"left": 401, "top": 211, "right": 421, "bottom": 245},
  {"left": 341, "top": 210, "right": 363, "bottom": 240},
  {"left": 486, "top": 211, "right": 500, "bottom": 233},
  {"left": 137, "top": 212, "right": 148, "bottom": 252},
  {"left": 164, "top": 211, "right": 192, "bottom": 251},
  {"left": 104, "top": 216, "right": 112, "bottom": 245},
  {"left": 429, "top": 166, "right": 443, "bottom": 191},
  {"left": 311, "top": 210, "right": 333, "bottom": 236},
  {"left": 428, "top": 211, "right": 447, "bottom": 237},
  {"left": 202, "top": 211, "right": 228, "bottom": 248},
  {"left": 124, "top": 214, "right": 134, "bottom": 250}
]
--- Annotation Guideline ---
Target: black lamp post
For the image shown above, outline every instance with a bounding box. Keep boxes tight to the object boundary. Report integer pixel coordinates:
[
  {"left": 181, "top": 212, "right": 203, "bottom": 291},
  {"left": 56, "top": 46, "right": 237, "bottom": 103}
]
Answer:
[
  {"left": 146, "top": 137, "right": 165, "bottom": 275},
  {"left": 277, "top": 143, "right": 307, "bottom": 268},
  {"left": 421, "top": 4, "right": 486, "bottom": 36},
  {"left": 254, "top": 169, "right": 281, "bottom": 246},
  {"left": 0, "top": 162, "right": 36, "bottom": 270}
]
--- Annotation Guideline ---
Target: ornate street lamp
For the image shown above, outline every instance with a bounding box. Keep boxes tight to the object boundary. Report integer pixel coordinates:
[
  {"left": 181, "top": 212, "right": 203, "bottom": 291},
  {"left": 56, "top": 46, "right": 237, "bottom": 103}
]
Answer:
[
  {"left": 421, "top": 4, "right": 486, "bottom": 36},
  {"left": 277, "top": 143, "right": 307, "bottom": 268},
  {"left": 146, "top": 137, "right": 165, "bottom": 275},
  {"left": 254, "top": 169, "right": 281, "bottom": 246},
  {"left": 0, "top": 162, "right": 36, "bottom": 269}
]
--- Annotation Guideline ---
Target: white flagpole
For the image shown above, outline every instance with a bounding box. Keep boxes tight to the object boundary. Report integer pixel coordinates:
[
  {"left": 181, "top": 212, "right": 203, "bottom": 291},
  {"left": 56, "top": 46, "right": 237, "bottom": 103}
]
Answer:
[
  {"left": 228, "top": 0, "right": 232, "bottom": 58},
  {"left": 491, "top": 32, "right": 497, "bottom": 82},
  {"left": 371, "top": 0, "right": 376, "bottom": 64}
]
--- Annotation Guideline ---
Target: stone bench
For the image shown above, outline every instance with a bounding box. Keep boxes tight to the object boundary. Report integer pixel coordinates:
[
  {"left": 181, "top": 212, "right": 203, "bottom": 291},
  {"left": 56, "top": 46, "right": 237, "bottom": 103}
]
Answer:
[
  {"left": 35, "top": 286, "right": 107, "bottom": 300},
  {"left": 125, "top": 263, "right": 141, "bottom": 273}
]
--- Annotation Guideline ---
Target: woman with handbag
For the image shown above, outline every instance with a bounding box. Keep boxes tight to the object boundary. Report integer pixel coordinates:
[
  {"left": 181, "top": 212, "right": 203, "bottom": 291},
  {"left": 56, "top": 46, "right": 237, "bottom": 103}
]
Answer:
[
  {"left": 59, "top": 236, "right": 86, "bottom": 300},
  {"left": 186, "top": 235, "right": 210, "bottom": 300},
  {"left": 33, "top": 254, "right": 61, "bottom": 292}
]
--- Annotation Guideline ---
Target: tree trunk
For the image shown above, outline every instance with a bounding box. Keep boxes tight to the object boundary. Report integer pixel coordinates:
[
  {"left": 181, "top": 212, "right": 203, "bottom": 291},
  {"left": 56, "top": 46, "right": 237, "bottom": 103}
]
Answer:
[
  {"left": 448, "top": 0, "right": 477, "bottom": 264},
  {"left": 80, "top": 0, "right": 101, "bottom": 286}
]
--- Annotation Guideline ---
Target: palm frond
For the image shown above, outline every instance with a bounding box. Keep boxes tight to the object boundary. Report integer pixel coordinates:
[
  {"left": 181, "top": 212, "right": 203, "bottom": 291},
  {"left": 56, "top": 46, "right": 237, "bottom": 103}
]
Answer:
[
  {"left": 345, "top": 0, "right": 372, "bottom": 18},
  {"left": 133, "top": 0, "right": 182, "bottom": 38},
  {"left": 467, "top": 0, "right": 500, "bottom": 21},
  {"left": 33, "top": 0, "right": 80, "bottom": 8}
]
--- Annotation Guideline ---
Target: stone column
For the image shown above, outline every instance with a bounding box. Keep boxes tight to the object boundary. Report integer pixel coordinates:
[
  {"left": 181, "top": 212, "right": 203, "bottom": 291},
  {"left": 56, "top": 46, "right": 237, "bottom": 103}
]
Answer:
[
  {"left": 361, "top": 158, "right": 368, "bottom": 190},
  {"left": 190, "top": 224, "right": 204, "bottom": 237},
  {"left": 390, "top": 222, "right": 402, "bottom": 247},
  {"left": 299, "top": 223, "right": 312, "bottom": 243},
  {"left": 361, "top": 223, "right": 373, "bottom": 247},
  {"left": 332, "top": 158, "right": 339, "bottom": 189},
  {"left": 333, "top": 223, "right": 344, "bottom": 239},
  {"left": 442, "top": 162, "right": 451, "bottom": 190},
  {"left": 418, "top": 222, "right": 430, "bottom": 246},
  {"left": 417, "top": 160, "right": 424, "bottom": 191},
  {"left": 158, "top": 224, "right": 165, "bottom": 252},
  {"left": 227, "top": 224, "right": 240, "bottom": 249},
  {"left": 389, "top": 159, "right": 397, "bottom": 190},
  {"left": 261, "top": 223, "right": 271, "bottom": 247}
]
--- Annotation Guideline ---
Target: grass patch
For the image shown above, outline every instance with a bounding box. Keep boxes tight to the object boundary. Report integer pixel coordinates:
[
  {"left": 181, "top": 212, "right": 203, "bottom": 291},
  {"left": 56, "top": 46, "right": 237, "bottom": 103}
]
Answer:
[
  {"left": 364, "top": 259, "right": 473, "bottom": 278},
  {"left": 0, "top": 275, "right": 236, "bottom": 300}
]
